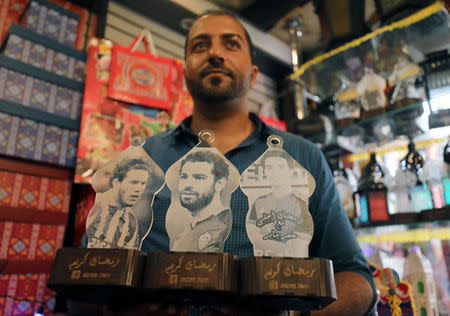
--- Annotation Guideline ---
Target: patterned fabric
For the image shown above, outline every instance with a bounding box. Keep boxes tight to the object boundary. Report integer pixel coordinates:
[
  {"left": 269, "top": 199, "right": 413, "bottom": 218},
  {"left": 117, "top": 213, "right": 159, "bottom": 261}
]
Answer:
[
  {"left": 0, "top": 273, "right": 56, "bottom": 316},
  {"left": 0, "top": 222, "right": 65, "bottom": 260},
  {"left": 370, "top": 264, "right": 416, "bottom": 316},
  {"left": 23, "top": 0, "right": 79, "bottom": 47},
  {"left": 0, "top": 67, "right": 82, "bottom": 119},
  {"left": 3, "top": 34, "right": 86, "bottom": 81},
  {"left": 0, "top": 113, "right": 78, "bottom": 166}
]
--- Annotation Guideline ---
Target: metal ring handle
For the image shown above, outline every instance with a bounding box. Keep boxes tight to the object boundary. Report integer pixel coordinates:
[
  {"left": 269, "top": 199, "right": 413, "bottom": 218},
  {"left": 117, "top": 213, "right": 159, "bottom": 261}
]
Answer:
[
  {"left": 267, "top": 135, "right": 283, "bottom": 148},
  {"left": 198, "top": 130, "right": 215, "bottom": 144}
]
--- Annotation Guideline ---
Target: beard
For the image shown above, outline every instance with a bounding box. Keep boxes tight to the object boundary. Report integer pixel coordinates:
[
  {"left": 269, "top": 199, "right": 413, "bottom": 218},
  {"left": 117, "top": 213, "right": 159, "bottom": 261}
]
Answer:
[
  {"left": 185, "top": 64, "right": 251, "bottom": 103},
  {"left": 180, "top": 188, "right": 215, "bottom": 213}
]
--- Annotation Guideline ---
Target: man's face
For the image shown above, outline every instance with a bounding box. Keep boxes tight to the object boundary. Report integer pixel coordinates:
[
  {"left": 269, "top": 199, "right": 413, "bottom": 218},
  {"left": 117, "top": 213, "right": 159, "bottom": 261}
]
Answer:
[
  {"left": 116, "top": 169, "right": 149, "bottom": 207},
  {"left": 264, "top": 156, "right": 292, "bottom": 187},
  {"left": 179, "top": 161, "right": 216, "bottom": 212},
  {"left": 184, "top": 15, "right": 258, "bottom": 103}
]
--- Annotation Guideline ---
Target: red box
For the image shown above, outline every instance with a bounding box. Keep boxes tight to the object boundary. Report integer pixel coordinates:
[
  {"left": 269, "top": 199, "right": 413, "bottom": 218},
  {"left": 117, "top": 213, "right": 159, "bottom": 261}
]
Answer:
[
  {"left": 0, "top": 172, "right": 15, "bottom": 207},
  {"left": 35, "top": 224, "right": 64, "bottom": 260},
  {"left": 0, "top": 222, "right": 64, "bottom": 260},
  {"left": 0, "top": 0, "right": 29, "bottom": 42},
  {"left": 0, "top": 170, "right": 72, "bottom": 213},
  {"left": 17, "top": 175, "right": 41, "bottom": 209},
  {"left": 5, "top": 222, "right": 34, "bottom": 260},
  {"left": 0, "top": 273, "right": 52, "bottom": 316}
]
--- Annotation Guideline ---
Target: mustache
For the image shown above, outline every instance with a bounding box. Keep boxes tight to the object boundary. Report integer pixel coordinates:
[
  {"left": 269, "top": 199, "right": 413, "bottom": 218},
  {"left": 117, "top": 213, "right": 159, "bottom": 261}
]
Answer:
[
  {"left": 199, "top": 65, "right": 234, "bottom": 78},
  {"left": 181, "top": 189, "right": 198, "bottom": 195}
]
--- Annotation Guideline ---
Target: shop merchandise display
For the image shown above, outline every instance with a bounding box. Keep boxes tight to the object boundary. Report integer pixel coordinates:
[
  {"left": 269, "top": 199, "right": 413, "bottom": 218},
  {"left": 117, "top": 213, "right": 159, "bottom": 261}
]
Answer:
[
  {"left": 2, "top": 1, "right": 450, "bottom": 315},
  {"left": 0, "top": 156, "right": 73, "bottom": 315},
  {"left": 0, "top": 55, "right": 83, "bottom": 120},
  {"left": 21, "top": 0, "right": 79, "bottom": 47},
  {"left": 399, "top": 140, "right": 433, "bottom": 213},
  {"left": 355, "top": 153, "right": 390, "bottom": 225},
  {"left": 356, "top": 68, "right": 387, "bottom": 117},
  {"left": 331, "top": 161, "right": 357, "bottom": 223},
  {"left": 404, "top": 248, "right": 439, "bottom": 316},
  {"left": 3, "top": 24, "right": 87, "bottom": 82},
  {"left": 74, "top": 37, "right": 190, "bottom": 184},
  {"left": 0, "top": 112, "right": 78, "bottom": 167},
  {"left": 0, "top": 0, "right": 29, "bottom": 42},
  {"left": 289, "top": 2, "right": 450, "bottom": 314},
  {"left": 0, "top": 273, "right": 56, "bottom": 315},
  {"left": 334, "top": 75, "right": 361, "bottom": 127},
  {"left": 0, "top": 1, "right": 95, "bottom": 315},
  {"left": 370, "top": 262, "right": 415, "bottom": 316},
  {"left": 49, "top": 131, "right": 337, "bottom": 312},
  {"left": 108, "top": 31, "right": 175, "bottom": 110}
]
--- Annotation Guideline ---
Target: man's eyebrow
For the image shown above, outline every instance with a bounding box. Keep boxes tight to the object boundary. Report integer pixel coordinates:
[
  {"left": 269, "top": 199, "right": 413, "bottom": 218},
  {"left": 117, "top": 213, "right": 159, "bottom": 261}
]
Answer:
[
  {"left": 189, "top": 34, "right": 210, "bottom": 43},
  {"left": 189, "top": 33, "right": 245, "bottom": 44},
  {"left": 222, "top": 33, "right": 244, "bottom": 43}
]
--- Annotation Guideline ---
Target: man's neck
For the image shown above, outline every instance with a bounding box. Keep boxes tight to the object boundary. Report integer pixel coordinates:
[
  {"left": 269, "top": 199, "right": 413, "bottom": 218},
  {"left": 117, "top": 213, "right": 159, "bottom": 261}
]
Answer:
[{"left": 190, "top": 99, "right": 255, "bottom": 154}]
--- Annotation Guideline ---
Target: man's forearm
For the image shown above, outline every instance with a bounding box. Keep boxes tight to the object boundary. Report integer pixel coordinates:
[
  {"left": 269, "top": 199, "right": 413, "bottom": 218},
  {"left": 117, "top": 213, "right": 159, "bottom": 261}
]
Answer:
[{"left": 293, "top": 271, "right": 374, "bottom": 316}]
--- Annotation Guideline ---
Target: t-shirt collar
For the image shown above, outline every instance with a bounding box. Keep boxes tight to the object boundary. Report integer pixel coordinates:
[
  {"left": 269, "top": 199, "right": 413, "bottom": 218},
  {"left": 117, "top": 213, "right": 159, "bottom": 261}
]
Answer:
[{"left": 172, "top": 112, "right": 271, "bottom": 148}]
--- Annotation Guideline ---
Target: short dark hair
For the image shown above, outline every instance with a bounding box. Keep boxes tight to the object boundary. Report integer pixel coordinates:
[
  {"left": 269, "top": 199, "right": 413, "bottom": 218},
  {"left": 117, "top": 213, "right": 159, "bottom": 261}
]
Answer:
[
  {"left": 180, "top": 150, "right": 229, "bottom": 181},
  {"left": 261, "top": 150, "right": 294, "bottom": 170},
  {"left": 111, "top": 159, "right": 150, "bottom": 185},
  {"left": 184, "top": 10, "right": 255, "bottom": 64}
]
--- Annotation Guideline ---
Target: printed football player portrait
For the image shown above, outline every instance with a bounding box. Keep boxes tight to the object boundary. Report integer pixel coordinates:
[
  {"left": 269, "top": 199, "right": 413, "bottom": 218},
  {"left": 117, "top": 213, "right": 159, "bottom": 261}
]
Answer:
[
  {"left": 86, "top": 142, "right": 164, "bottom": 250},
  {"left": 165, "top": 148, "right": 239, "bottom": 253},
  {"left": 241, "top": 141, "right": 315, "bottom": 258}
]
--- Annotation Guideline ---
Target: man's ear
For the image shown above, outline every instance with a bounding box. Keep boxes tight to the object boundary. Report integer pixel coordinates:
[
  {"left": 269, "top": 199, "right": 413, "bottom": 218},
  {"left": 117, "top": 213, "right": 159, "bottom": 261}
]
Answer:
[
  {"left": 214, "top": 177, "right": 226, "bottom": 192},
  {"left": 250, "top": 65, "right": 259, "bottom": 88}
]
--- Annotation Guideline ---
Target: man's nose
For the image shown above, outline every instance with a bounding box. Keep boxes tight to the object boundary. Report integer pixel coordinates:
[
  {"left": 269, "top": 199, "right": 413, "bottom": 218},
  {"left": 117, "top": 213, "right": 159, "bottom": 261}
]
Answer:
[{"left": 208, "top": 43, "right": 225, "bottom": 65}]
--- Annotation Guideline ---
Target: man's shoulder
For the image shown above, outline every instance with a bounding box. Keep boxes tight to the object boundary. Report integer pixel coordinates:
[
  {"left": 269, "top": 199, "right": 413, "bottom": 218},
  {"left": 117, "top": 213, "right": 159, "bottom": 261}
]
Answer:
[
  {"left": 145, "top": 129, "right": 175, "bottom": 145},
  {"left": 263, "top": 126, "right": 325, "bottom": 173},
  {"left": 264, "top": 127, "right": 320, "bottom": 153}
]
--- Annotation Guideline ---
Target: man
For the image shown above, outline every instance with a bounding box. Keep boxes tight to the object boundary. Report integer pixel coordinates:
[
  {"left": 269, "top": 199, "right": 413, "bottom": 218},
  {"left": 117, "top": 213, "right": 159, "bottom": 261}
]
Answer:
[
  {"left": 247, "top": 150, "right": 313, "bottom": 258},
  {"left": 86, "top": 158, "right": 150, "bottom": 249},
  {"left": 140, "top": 10, "right": 376, "bottom": 316},
  {"left": 170, "top": 150, "right": 232, "bottom": 252},
  {"left": 73, "top": 10, "right": 375, "bottom": 316}
]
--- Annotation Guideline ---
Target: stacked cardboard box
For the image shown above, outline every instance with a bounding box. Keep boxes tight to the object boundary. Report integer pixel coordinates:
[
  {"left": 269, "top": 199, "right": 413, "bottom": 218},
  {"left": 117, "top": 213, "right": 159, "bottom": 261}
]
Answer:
[{"left": 0, "top": 1, "right": 96, "bottom": 314}]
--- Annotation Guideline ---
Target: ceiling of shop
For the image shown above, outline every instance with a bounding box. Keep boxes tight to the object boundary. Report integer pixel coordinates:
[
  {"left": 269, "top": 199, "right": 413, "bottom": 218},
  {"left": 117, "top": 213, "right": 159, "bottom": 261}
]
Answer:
[{"left": 113, "top": 0, "right": 380, "bottom": 79}]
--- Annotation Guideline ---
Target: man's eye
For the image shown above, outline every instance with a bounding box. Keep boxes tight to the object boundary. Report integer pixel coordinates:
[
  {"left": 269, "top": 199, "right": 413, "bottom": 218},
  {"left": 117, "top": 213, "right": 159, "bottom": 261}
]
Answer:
[
  {"left": 192, "top": 42, "right": 206, "bottom": 50},
  {"left": 227, "top": 40, "right": 240, "bottom": 48}
]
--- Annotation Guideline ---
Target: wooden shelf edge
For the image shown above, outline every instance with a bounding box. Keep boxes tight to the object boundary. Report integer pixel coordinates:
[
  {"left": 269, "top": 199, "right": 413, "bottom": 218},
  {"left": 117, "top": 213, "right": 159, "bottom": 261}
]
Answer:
[
  {"left": 353, "top": 205, "right": 450, "bottom": 229},
  {"left": 0, "top": 259, "right": 54, "bottom": 274},
  {"left": 0, "top": 156, "right": 74, "bottom": 180},
  {"left": 0, "top": 206, "right": 69, "bottom": 225}
]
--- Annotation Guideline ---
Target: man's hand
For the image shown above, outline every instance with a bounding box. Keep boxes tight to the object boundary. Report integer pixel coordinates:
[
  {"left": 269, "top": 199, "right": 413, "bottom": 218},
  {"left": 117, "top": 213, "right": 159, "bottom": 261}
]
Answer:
[
  {"left": 291, "top": 272, "right": 374, "bottom": 316},
  {"left": 201, "top": 306, "right": 290, "bottom": 316},
  {"left": 105, "top": 302, "right": 190, "bottom": 316},
  {"left": 60, "top": 300, "right": 190, "bottom": 316}
]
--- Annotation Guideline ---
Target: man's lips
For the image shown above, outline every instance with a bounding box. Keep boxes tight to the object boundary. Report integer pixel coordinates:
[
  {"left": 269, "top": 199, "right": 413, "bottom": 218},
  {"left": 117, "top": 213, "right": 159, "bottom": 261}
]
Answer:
[
  {"left": 200, "top": 68, "right": 233, "bottom": 78},
  {"left": 181, "top": 191, "right": 198, "bottom": 200}
]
